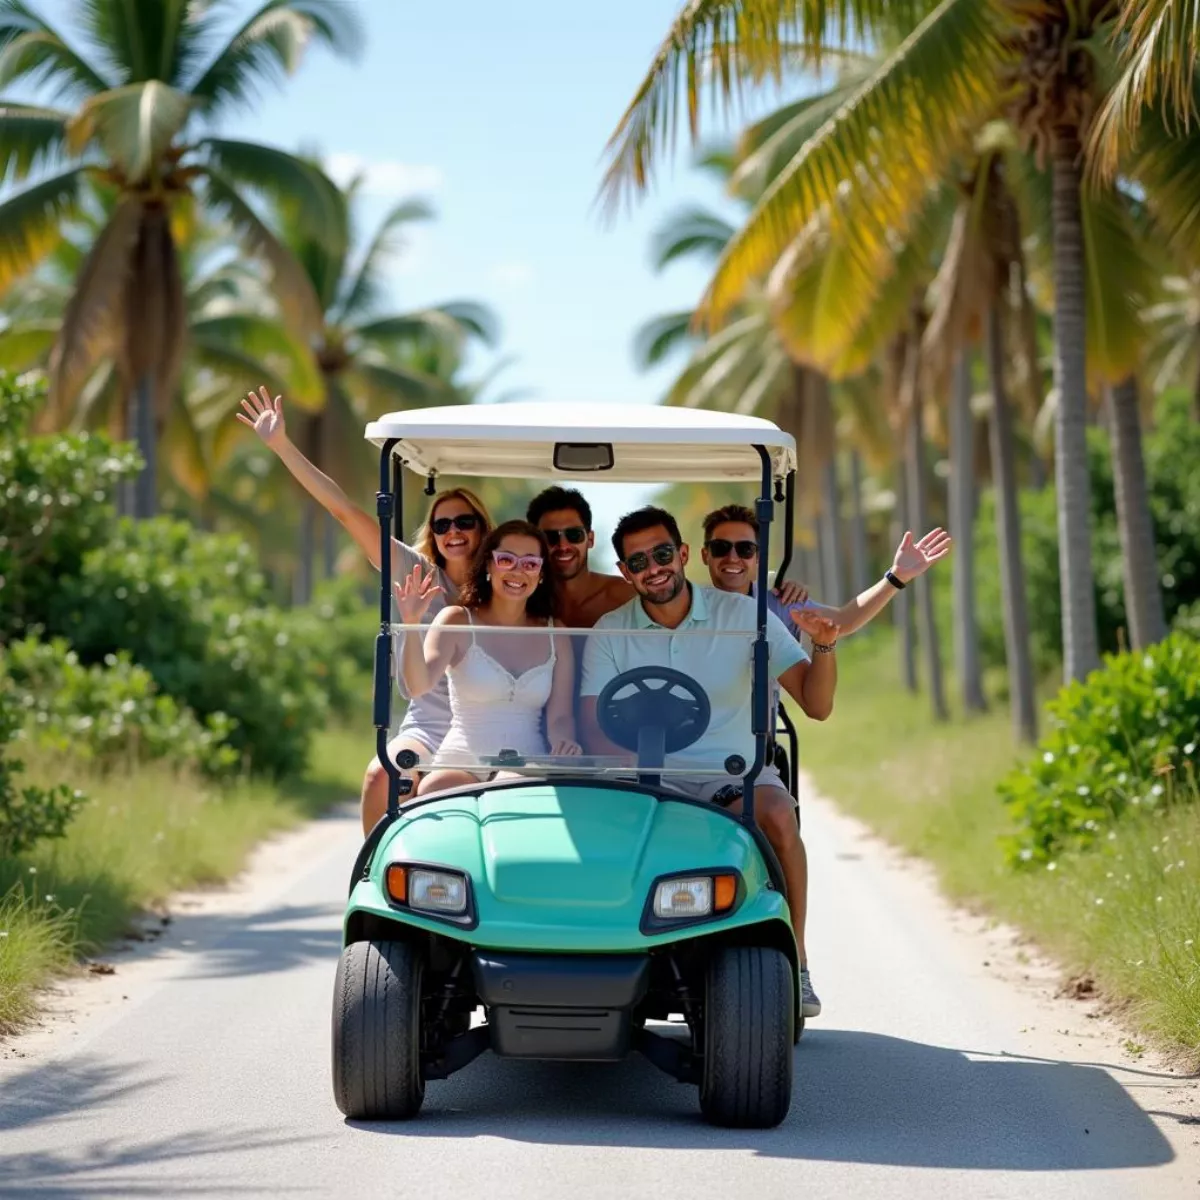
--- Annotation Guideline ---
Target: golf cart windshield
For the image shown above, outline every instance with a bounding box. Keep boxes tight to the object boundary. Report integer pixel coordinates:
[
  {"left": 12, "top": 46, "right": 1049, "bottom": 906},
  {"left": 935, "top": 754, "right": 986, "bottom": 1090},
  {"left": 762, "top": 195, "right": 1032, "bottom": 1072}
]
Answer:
[{"left": 390, "top": 621, "right": 762, "bottom": 786}]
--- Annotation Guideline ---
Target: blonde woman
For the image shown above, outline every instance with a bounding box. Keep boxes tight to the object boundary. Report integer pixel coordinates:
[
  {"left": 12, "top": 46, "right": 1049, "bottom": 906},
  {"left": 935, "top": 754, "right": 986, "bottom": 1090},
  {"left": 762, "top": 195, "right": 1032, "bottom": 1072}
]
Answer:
[{"left": 237, "top": 388, "right": 492, "bottom": 830}]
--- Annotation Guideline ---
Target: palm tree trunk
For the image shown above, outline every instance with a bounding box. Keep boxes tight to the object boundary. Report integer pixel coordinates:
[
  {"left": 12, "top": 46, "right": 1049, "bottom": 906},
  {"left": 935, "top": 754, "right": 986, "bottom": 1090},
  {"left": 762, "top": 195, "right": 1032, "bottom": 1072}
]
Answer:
[
  {"left": 893, "top": 466, "right": 919, "bottom": 693},
  {"left": 323, "top": 512, "right": 338, "bottom": 579},
  {"left": 987, "top": 304, "right": 1038, "bottom": 743},
  {"left": 131, "top": 375, "right": 156, "bottom": 518},
  {"left": 949, "top": 351, "right": 987, "bottom": 713},
  {"left": 905, "top": 344, "right": 948, "bottom": 722},
  {"left": 1109, "top": 376, "right": 1166, "bottom": 649},
  {"left": 1051, "top": 124, "right": 1101, "bottom": 682},
  {"left": 848, "top": 450, "right": 870, "bottom": 596}
]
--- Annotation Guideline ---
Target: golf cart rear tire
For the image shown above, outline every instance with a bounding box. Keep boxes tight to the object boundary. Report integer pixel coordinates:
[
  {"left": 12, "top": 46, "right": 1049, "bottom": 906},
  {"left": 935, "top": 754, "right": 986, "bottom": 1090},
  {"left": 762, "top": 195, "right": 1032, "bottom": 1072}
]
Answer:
[
  {"left": 699, "top": 946, "right": 793, "bottom": 1128},
  {"left": 332, "top": 939, "right": 425, "bottom": 1120}
]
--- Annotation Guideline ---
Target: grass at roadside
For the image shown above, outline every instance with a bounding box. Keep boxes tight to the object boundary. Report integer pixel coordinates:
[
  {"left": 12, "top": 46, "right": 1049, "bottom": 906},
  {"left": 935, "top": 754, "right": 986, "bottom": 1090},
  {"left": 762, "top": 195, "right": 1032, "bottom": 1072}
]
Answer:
[
  {"left": 0, "top": 724, "right": 371, "bottom": 1036},
  {"left": 800, "top": 631, "right": 1200, "bottom": 1062}
]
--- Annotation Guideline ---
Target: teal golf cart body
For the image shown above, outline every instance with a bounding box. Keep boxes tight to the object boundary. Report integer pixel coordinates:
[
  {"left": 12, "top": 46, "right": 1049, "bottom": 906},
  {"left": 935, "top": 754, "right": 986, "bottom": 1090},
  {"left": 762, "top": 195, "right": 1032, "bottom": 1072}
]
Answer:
[{"left": 332, "top": 403, "right": 802, "bottom": 1128}]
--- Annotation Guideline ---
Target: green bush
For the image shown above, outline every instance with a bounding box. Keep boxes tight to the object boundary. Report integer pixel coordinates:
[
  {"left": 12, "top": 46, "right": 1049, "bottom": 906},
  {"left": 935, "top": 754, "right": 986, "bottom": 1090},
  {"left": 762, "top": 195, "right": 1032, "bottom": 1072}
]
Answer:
[
  {"left": 974, "top": 390, "right": 1200, "bottom": 674},
  {"left": 0, "top": 374, "right": 141, "bottom": 643},
  {"left": 48, "top": 518, "right": 332, "bottom": 777},
  {"left": 2, "top": 636, "right": 238, "bottom": 776},
  {"left": 998, "top": 632, "right": 1200, "bottom": 866},
  {"left": 0, "top": 677, "right": 85, "bottom": 857}
]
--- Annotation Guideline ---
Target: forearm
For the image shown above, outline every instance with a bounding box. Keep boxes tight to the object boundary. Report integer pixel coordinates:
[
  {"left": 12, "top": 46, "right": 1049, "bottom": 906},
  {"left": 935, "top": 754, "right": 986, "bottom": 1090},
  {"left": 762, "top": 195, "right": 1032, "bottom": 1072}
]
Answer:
[
  {"left": 830, "top": 576, "right": 901, "bottom": 636},
  {"left": 274, "top": 435, "right": 381, "bottom": 568},
  {"left": 400, "top": 625, "right": 436, "bottom": 697},
  {"left": 800, "top": 650, "right": 837, "bottom": 720},
  {"left": 580, "top": 706, "right": 632, "bottom": 761}
]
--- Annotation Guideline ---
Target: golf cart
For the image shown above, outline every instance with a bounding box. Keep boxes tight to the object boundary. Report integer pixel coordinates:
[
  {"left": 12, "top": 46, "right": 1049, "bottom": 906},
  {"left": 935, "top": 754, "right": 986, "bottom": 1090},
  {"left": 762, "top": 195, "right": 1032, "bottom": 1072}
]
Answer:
[{"left": 333, "top": 402, "right": 802, "bottom": 1128}]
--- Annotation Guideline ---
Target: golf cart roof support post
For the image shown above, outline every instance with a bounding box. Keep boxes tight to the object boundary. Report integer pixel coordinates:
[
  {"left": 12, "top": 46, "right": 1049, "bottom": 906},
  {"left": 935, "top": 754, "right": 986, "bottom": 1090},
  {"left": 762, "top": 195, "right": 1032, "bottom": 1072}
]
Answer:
[
  {"left": 373, "top": 439, "right": 405, "bottom": 817},
  {"left": 742, "top": 444, "right": 775, "bottom": 828},
  {"left": 776, "top": 469, "right": 796, "bottom": 585}
]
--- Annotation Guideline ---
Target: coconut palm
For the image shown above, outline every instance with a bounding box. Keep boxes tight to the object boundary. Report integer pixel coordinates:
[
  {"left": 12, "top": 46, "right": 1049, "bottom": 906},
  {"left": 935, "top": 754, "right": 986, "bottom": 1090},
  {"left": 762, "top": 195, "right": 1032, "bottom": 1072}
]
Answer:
[
  {"left": 600, "top": 0, "right": 1135, "bottom": 684},
  {"left": 0, "top": 0, "right": 359, "bottom": 516}
]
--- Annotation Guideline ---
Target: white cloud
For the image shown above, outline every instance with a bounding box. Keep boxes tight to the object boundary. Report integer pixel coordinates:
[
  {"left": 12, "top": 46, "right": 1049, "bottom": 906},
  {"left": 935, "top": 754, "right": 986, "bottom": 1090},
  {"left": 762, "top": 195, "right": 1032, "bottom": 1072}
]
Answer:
[
  {"left": 326, "top": 152, "right": 443, "bottom": 197},
  {"left": 489, "top": 261, "right": 534, "bottom": 289}
]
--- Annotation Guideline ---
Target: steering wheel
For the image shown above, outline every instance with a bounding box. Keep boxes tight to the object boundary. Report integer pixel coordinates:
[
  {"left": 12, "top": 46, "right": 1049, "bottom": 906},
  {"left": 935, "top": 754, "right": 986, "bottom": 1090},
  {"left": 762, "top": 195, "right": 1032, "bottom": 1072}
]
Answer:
[{"left": 595, "top": 667, "right": 711, "bottom": 772}]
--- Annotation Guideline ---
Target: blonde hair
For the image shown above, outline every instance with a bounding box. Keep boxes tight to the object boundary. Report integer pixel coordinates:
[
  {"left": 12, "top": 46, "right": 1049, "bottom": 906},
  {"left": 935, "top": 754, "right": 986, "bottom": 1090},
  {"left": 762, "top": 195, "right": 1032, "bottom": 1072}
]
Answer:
[{"left": 414, "top": 486, "right": 493, "bottom": 568}]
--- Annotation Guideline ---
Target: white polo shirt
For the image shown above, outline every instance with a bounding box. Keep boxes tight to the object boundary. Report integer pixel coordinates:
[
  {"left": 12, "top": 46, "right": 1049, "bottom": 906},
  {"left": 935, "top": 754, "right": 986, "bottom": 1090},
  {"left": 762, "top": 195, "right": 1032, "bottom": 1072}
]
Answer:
[{"left": 580, "top": 585, "right": 806, "bottom": 773}]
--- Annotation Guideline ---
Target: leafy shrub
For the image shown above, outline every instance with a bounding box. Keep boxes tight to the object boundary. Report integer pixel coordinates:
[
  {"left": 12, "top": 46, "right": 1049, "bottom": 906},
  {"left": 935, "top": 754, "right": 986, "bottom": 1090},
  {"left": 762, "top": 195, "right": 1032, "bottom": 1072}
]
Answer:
[
  {"left": 1172, "top": 601, "right": 1200, "bottom": 640},
  {"left": 0, "top": 374, "right": 141, "bottom": 643},
  {"left": 0, "top": 677, "right": 85, "bottom": 857},
  {"left": 974, "top": 390, "right": 1200, "bottom": 674},
  {"left": 998, "top": 632, "right": 1200, "bottom": 866},
  {"left": 48, "top": 519, "right": 332, "bottom": 777},
  {"left": 2, "top": 636, "right": 238, "bottom": 776}
]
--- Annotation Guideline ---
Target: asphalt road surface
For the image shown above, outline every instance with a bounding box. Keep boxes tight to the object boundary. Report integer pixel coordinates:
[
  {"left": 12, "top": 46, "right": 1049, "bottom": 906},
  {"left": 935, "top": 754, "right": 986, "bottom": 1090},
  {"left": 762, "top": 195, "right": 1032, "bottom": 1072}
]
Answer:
[{"left": 1, "top": 783, "right": 1197, "bottom": 1200}]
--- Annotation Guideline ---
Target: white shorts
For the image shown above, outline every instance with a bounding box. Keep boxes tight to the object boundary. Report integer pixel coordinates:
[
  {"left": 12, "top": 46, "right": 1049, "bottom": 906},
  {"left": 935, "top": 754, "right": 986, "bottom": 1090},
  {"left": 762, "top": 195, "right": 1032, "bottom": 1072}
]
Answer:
[{"left": 665, "top": 765, "right": 786, "bottom": 805}]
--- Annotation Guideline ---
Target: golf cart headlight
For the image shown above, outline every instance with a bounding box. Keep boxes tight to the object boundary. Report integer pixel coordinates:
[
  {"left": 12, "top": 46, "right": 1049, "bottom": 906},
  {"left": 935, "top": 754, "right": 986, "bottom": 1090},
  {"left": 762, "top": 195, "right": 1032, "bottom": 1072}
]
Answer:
[
  {"left": 653, "top": 876, "right": 713, "bottom": 919},
  {"left": 408, "top": 868, "right": 468, "bottom": 914}
]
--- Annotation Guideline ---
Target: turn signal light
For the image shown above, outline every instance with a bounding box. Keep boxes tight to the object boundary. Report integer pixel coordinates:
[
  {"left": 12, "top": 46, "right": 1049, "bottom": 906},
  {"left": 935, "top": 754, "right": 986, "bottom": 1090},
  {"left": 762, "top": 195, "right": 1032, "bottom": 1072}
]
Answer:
[
  {"left": 385, "top": 864, "right": 407, "bottom": 904},
  {"left": 713, "top": 873, "right": 737, "bottom": 912}
]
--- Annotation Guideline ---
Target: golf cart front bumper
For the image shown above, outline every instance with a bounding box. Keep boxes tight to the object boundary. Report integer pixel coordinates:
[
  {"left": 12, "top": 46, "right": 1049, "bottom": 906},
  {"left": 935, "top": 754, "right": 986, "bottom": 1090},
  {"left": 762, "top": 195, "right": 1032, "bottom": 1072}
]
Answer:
[{"left": 472, "top": 951, "right": 648, "bottom": 1061}]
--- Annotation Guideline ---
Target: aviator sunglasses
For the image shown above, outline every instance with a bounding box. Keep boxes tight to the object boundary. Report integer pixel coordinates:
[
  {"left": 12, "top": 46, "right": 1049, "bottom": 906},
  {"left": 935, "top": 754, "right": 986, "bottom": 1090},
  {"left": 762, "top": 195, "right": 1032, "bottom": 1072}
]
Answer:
[
  {"left": 542, "top": 526, "right": 587, "bottom": 546},
  {"left": 622, "top": 542, "right": 677, "bottom": 575},
  {"left": 492, "top": 549, "right": 543, "bottom": 572},
  {"left": 706, "top": 538, "right": 757, "bottom": 560},
  {"left": 431, "top": 513, "right": 481, "bottom": 536}
]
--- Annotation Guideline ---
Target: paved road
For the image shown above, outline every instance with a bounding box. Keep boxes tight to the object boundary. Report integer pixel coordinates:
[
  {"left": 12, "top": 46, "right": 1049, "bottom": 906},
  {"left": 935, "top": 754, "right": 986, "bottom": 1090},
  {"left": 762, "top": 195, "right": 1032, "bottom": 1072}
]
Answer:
[{"left": 1, "top": 786, "right": 1196, "bottom": 1200}]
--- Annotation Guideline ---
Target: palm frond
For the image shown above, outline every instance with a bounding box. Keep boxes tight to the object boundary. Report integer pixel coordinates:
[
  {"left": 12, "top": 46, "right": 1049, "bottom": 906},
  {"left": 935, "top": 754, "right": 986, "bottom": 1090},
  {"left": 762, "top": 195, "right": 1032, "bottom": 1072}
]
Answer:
[
  {"left": 1090, "top": 0, "right": 1200, "bottom": 180},
  {"left": 0, "top": 102, "right": 70, "bottom": 180},
  {"left": 633, "top": 309, "right": 698, "bottom": 369},
  {"left": 596, "top": 0, "right": 928, "bottom": 212},
  {"left": 0, "top": 166, "right": 84, "bottom": 292},
  {"left": 344, "top": 356, "right": 449, "bottom": 414},
  {"left": 0, "top": 2, "right": 111, "bottom": 99},
  {"left": 188, "top": 339, "right": 292, "bottom": 411},
  {"left": 649, "top": 204, "right": 736, "bottom": 271},
  {"left": 699, "top": 0, "right": 1012, "bottom": 328},
  {"left": 1130, "top": 86, "right": 1200, "bottom": 271},
  {"left": 189, "top": 311, "right": 323, "bottom": 408},
  {"left": 0, "top": 316, "right": 56, "bottom": 371},
  {"left": 188, "top": 0, "right": 363, "bottom": 118},
  {"left": 66, "top": 81, "right": 193, "bottom": 180},
  {"left": 48, "top": 197, "right": 142, "bottom": 423},
  {"left": 160, "top": 395, "right": 209, "bottom": 500},
  {"left": 195, "top": 137, "right": 344, "bottom": 248},
  {"left": 353, "top": 304, "right": 496, "bottom": 353},
  {"left": 334, "top": 197, "right": 435, "bottom": 323},
  {"left": 198, "top": 165, "right": 324, "bottom": 338}
]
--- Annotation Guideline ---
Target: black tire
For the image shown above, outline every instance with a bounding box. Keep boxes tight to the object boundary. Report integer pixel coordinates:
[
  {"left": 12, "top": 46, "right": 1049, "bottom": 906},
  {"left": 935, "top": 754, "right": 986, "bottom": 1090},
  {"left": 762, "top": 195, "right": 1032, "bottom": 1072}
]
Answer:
[
  {"left": 332, "top": 939, "right": 425, "bottom": 1120},
  {"left": 699, "top": 946, "right": 794, "bottom": 1128}
]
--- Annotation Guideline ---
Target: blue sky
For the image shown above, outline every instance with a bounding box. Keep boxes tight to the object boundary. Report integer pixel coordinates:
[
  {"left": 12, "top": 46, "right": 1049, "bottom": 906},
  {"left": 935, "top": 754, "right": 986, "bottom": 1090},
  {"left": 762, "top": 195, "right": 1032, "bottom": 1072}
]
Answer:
[{"left": 26, "top": 0, "right": 791, "bottom": 549}]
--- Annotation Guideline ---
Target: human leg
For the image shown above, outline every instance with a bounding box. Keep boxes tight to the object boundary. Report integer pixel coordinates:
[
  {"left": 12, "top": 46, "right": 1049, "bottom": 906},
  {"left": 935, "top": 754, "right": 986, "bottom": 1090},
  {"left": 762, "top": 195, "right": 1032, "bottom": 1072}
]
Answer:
[
  {"left": 416, "top": 768, "right": 482, "bottom": 796},
  {"left": 360, "top": 732, "right": 433, "bottom": 834}
]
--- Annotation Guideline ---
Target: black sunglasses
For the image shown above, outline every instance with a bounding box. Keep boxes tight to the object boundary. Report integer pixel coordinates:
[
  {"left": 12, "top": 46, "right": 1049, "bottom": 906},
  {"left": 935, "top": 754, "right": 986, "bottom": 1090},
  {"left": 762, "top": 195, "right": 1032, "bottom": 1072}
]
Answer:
[
  {"left": 431, "top": 513, "right": 481, "bottom": 535},
  {"left": 543, "top": 526, "right": 587, "bottom": 546},
  {"left": 706, "top": 538, "right": 757, "bottom": 560},
  {"left": 623, "top": 542, "right": 678, "bottom": 575}
]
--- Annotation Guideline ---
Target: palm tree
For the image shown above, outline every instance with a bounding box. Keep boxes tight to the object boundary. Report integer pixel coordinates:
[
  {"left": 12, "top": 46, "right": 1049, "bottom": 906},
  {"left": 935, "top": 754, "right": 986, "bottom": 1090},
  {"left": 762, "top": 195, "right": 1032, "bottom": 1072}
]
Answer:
[
  {"left": 600, "top": 0, "right": 1136, "bottom": 684},
  {"left": 0, "top": 0, "right": 358, "bottom": 516}
]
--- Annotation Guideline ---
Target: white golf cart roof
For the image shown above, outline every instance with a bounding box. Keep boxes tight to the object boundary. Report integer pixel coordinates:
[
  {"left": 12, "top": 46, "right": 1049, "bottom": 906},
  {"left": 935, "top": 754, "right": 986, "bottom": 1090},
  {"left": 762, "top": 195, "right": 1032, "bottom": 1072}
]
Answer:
[{"left": 365, "top": 401, "right": 796, "bottom": 483}]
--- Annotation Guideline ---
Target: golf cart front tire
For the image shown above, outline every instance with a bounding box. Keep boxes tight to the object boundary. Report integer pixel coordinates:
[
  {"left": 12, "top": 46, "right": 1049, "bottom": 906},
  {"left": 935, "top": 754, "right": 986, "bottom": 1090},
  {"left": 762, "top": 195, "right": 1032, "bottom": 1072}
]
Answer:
[
  {"left": 332, "top": 939, "right": 424, "bottom": 1120},
  {"left": 699, "top": 945, "right": 794, "bottom": 1128}
]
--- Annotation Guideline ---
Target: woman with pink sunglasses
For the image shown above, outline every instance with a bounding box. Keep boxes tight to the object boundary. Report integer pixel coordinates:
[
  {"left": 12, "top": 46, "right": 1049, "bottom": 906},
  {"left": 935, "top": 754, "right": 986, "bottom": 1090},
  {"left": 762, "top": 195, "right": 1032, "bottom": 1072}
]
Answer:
[{"left": 396, "top": 520, "right": 581, "bottom": 795}]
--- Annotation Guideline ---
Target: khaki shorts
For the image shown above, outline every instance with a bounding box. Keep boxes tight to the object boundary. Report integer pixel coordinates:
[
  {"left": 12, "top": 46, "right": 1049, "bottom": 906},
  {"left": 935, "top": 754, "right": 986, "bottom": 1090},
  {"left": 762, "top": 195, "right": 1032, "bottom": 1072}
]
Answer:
[{"left": 664, "top": 765, "right": 786, "bottom": 805}]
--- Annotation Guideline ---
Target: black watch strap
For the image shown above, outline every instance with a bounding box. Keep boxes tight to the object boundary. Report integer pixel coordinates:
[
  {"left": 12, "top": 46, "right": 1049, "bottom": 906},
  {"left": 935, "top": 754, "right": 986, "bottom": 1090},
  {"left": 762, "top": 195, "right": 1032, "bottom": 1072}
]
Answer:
[{"left": 885, "top": 569, "right": 906, "bottom": 590}]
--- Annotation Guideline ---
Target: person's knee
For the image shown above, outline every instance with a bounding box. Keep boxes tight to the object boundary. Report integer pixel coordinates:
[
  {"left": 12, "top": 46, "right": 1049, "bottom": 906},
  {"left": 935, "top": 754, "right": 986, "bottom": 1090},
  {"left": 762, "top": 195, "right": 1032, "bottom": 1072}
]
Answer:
[
  {"left": 363, "top": 756, "right": 387, "bottom": 793},
  {"left": 756, "top": 788, "right": 799, "bottom": 845}
]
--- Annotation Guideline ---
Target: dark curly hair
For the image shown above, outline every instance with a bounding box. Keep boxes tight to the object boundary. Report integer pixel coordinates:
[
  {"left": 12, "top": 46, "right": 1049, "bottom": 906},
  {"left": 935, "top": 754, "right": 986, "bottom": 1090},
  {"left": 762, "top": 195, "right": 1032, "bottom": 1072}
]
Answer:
[
  {"left": 526, "top": 485, "right": 592, "bottom": 531},
  {"left": 457, "top": 520, "right": 554, "bottom": 619}
]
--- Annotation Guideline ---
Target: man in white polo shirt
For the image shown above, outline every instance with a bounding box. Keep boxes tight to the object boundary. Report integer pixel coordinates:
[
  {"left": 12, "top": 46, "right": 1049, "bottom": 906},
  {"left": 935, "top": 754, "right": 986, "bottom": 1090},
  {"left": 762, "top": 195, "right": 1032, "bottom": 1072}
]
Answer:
[{"left": 579, "top": 505, "right": 840, "bottom": 1022}]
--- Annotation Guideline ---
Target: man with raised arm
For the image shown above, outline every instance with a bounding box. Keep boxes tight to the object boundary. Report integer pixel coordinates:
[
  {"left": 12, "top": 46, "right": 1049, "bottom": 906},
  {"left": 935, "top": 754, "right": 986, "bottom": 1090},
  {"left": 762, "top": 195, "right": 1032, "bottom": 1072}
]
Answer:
[{"left": 578, "top": 506, "right": 841, "bottom": 1025}]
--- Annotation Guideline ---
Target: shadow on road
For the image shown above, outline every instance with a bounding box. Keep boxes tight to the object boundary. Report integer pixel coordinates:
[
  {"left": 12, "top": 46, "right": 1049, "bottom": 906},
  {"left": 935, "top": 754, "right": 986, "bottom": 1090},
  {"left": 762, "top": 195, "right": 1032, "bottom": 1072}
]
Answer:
[
  {"left": 350, "top": 1027, "right": 1176, "bottom": 1171},
  {"left": 0, "top": 1059, "right": 313, "bottom": 1196}
]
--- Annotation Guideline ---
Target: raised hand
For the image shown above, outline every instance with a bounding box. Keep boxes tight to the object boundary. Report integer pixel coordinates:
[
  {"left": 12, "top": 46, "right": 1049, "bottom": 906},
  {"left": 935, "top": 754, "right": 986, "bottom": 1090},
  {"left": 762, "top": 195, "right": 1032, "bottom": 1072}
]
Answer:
[
  {"left": 891, "top": 527, "right": 953, "bottom": 583},
  {"left": 791, "top": 610, "right": 840, "bottom": 649},
  {"left": 774, "top": 579, "right": 811, "bottom": 608},
  {"left": 393, "top": 564, "right": 443, "bottom": 624},
  {"left": 236, "top": 387, "right": 286, "bottom": 449}
]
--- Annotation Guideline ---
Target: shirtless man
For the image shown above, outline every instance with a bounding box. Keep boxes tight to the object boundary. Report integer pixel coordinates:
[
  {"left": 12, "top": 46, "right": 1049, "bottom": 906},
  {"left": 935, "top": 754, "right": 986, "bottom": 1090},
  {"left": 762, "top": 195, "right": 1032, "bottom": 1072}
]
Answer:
[{"left": 526, "top": 486, "right": 633, "bottom": 628}]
